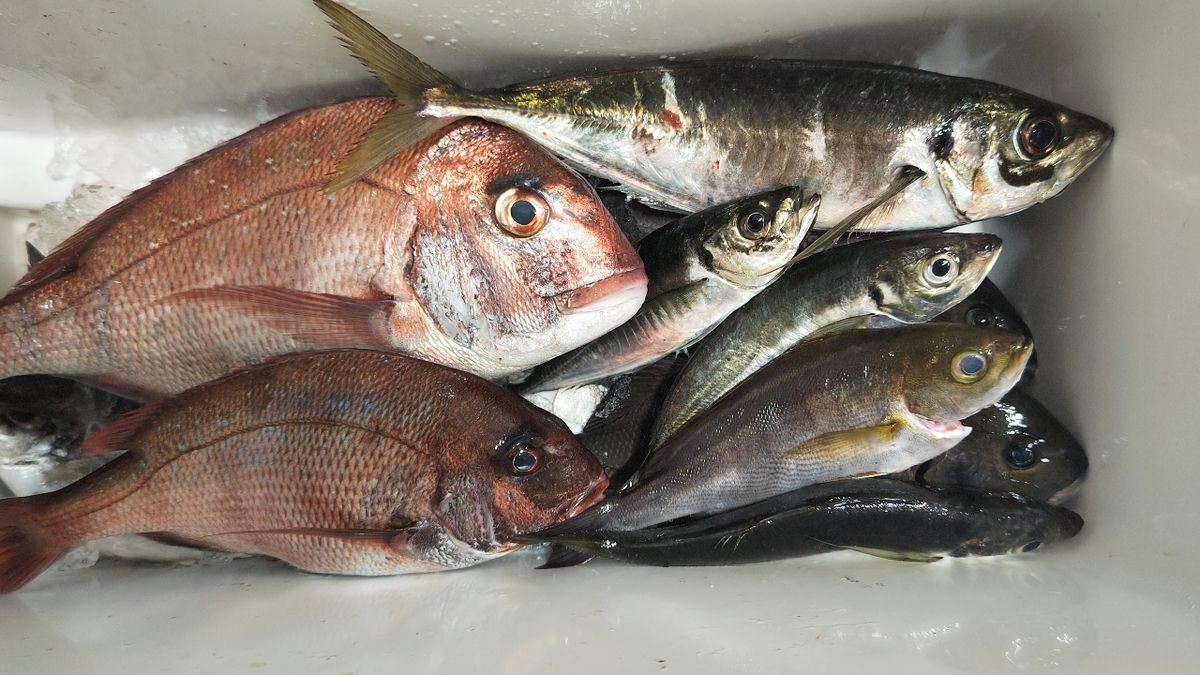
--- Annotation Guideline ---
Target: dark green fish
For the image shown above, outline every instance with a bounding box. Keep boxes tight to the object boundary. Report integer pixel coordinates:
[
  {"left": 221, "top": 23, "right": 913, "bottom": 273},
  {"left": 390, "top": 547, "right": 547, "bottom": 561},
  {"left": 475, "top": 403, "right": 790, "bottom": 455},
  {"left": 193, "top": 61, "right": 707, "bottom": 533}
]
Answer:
[
  {"left": 913, "top": 388, "right": 1088, "bottom": 505},
  {"left": 650, "top": 232, "right": 1002, "bottom": 449},
  {"left": 530, "top": 478, "right": 1083, "bottom": 566},
  {"left": 314, "top": 0, "right": 1113, "bottom": 231},
  {"left": 520, "top": 188, "right": 818, "bottom": 393}
]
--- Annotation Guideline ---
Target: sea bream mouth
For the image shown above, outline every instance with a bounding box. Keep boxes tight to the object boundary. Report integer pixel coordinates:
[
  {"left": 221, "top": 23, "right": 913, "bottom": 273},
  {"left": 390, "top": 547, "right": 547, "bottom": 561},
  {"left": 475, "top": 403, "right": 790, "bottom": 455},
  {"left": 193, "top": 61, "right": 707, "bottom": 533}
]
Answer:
[
  {"left": 561, "top": 475, "right": 610, "bottom": 521},
  {"left": 551, "top": 269, "right": 648, "bottom": 314}
]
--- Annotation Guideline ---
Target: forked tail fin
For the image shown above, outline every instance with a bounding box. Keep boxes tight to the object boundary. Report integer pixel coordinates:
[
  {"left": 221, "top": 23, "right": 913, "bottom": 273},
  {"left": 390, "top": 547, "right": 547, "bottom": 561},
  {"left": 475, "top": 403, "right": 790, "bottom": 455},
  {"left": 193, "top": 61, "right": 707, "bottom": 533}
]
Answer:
[{"left": 0, "top": 496, "right": 69, "bottom": 593}]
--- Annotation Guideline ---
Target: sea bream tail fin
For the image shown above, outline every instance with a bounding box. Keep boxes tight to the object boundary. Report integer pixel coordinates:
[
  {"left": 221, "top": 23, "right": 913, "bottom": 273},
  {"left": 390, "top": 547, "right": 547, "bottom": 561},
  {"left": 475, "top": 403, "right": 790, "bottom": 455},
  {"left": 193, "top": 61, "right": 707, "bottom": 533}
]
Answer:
[
  {"left": 314, "top": 0, "right": 461, "bottom": 190},
  {"left": 0, "top": 496, "right": 70, "bottom": 592}
]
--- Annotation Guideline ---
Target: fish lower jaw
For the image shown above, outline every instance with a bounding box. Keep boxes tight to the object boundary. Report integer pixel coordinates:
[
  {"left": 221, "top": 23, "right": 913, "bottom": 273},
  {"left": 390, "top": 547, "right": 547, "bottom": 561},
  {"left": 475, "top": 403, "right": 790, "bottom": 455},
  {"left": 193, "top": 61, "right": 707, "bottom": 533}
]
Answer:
[
  {"left": 908, "top": 411, "right": 971, "bottom": 441},
  {"left": 551, "top": 269, "right": 648, "bottom": 315}
]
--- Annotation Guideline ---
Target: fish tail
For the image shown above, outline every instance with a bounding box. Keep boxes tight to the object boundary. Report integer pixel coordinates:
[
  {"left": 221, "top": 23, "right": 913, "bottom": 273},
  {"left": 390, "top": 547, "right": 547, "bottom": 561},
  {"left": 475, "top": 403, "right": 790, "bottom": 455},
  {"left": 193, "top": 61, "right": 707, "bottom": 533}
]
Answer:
[
  {"left": 314, "top": 0, "right": 464, "bottom": 190},
  {"left": 0, "top": 496, "right": 70, "bottom": 593}
]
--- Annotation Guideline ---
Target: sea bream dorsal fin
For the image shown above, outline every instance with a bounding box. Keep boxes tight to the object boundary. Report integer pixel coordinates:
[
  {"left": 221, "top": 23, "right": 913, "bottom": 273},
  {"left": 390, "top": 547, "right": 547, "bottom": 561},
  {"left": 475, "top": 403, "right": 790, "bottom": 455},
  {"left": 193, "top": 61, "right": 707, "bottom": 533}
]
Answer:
[{"left": 313, "top": 0, "right": 461, "bottom": 190}]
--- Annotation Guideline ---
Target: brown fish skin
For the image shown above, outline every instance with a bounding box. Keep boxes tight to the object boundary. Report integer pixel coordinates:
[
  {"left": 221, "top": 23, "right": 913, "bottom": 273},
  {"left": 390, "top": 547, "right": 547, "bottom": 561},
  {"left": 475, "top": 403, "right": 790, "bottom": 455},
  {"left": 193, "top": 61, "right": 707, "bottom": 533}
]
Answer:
[
  {"left": 0, "top": 98, "right": 646, "bottom": 399},
  {"left": 0, "top": 350, "right": 608, "bottom": 591}
]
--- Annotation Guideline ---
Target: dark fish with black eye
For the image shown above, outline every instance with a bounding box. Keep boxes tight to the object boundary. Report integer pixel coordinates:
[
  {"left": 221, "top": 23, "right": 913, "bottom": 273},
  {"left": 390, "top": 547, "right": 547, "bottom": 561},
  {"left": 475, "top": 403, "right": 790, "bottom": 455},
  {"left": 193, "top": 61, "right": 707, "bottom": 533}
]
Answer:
[
  {"left": 526, "top": 478, "right": 1084, "bottom": 566},
  {"left": 314, "top": 0, "right": 1113, "bottom": 232},
  {"left": 933, "top": 278, "right": 1038, "bottom": 381},
  {"left": 912, "top": 388, "right": 1088, "bottom": 505},
  {"left": 649, "top": 232, "right": 1003, "bottom": 450},
  {"left": 519, "top": 187, "right": 818, "bottom": 393}
]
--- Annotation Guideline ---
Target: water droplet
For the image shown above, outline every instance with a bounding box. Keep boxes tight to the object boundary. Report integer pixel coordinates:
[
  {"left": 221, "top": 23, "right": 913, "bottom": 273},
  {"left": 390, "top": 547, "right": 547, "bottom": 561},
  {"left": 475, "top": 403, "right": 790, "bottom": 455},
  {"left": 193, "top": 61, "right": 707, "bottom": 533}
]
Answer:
[
  {"left": 491, "top": 18, "right": 501, "bottom": 25},
  {"left": 391, "top": 32, "right": 403, "bottom": 38},
  {"left": 629, "top": 26, "right": 638, "bottom": 32},
  {"left": 530, "top": 41, "right": 540, "bottom": 48},
  {"left": 423, "top": 34, "right": 436, "bottom": 43},
  {"left": 453, "top": 19, "right": 463, "bottom": 27}
]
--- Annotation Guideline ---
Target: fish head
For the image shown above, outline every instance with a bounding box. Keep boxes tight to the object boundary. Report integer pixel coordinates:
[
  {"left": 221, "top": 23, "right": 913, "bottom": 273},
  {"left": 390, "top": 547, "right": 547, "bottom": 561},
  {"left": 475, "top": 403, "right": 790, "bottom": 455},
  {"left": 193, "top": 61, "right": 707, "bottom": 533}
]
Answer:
[
  {"left": 946, "top": 492, "right": 1084, "bottom": 557},
  {"left": 868, "top": 232, "right": 1002, "bottom": 321},
  {"left": 932, "top": 278, "right": 1039, "bottom": 380},
  {"left": 930, "top": 94, "right": 1113, "bottom": 222},
  {"left": 401, "top": 119, "right": 647, "bottom": 371},
  {"left": 920, "top": 389, "right": 1088, "bottom": 504},
  {"left": 436, "top": 400, "right": 608, "bottom": 549},
  {"left": 699, "top": 187, "right": 820, "bottom": 288},
  {"left": 898, "top": 324, "right": 1033, "bottom": 424}
]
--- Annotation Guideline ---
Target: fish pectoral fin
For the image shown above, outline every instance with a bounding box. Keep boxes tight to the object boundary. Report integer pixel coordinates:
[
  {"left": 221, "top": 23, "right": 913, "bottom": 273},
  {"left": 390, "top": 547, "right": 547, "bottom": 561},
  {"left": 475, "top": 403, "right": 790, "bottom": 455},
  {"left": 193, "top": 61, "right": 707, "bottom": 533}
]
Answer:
[
  {"left": 169, "top": 285, "right": 394, "bottom": 350},
  {"left": 313, "top": 0, "right": 459, "bottom": 191},
  {"left": 841, "top": 546, "right": 943, "bottom": 563},
  {"left": 781, "top": 424, "right": 899, "bottom": 461},
  {"left": 81, "top": 399, "right": 171, "bottom": 456}
]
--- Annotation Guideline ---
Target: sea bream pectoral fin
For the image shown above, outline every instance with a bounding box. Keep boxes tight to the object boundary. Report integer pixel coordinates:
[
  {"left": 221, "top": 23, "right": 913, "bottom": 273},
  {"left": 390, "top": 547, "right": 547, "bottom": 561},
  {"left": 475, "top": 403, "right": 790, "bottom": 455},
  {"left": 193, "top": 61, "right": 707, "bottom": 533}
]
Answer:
[
  {"left": 169, "top": 285, "right": 395, "bottom": 351},
  {"left": 314, "top": 0, "right": 460, "bottom": 190}
]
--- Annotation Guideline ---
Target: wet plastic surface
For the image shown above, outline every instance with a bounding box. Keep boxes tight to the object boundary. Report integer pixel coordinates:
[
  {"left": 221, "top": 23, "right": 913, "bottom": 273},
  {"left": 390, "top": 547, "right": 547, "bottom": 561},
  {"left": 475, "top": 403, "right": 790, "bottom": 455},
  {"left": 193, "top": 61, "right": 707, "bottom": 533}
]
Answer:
[{"left": 1, "top": 1, "right": 1198, "bottom": 672}]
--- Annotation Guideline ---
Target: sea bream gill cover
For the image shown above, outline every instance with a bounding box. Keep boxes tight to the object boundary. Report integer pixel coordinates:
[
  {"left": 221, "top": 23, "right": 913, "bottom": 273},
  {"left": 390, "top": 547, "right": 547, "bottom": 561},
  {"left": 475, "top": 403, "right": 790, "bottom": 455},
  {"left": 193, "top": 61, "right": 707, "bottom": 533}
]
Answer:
[{"left": 0, "top": 0, "right": 1109, "bottom": 590}]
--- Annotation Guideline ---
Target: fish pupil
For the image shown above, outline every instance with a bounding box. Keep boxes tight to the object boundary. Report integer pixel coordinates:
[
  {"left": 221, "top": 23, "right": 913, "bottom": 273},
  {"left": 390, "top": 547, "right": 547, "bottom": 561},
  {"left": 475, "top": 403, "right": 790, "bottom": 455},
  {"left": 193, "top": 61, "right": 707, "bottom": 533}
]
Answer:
[
  {"left": 1021, "top": 541, "right": 1042, "bottom": 553},
  {"left": 512, "top": 447, "right": 539, "bottom": 473},
  {"left": 747, "top": 212, "right": 766, "bottom": 232},
  {"left": 931, "top": 258, "right": 952, "bottom": 278},
  {"left": 1027, "top": 120, "right": 1057, "bottom": 151},
  {"left": 958, "top": 354, "right": 985, "bottom": 376},
  {"left": 966, "top": 306, "right": 997, "bottom": 327},
  {"left": 510, "top": 200, "right": 537, "bottom": 226},
  {"left": 1004, "top": 441, "right": 1037, "bottom": 468}
]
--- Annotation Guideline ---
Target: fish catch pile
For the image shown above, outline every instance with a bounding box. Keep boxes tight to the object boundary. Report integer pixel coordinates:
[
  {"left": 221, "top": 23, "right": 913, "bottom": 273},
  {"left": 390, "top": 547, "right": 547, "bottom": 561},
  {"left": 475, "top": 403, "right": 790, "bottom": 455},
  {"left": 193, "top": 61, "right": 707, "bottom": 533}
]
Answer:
[{"left": 0, "top": 0, "right": 1110, "bottom": 591}]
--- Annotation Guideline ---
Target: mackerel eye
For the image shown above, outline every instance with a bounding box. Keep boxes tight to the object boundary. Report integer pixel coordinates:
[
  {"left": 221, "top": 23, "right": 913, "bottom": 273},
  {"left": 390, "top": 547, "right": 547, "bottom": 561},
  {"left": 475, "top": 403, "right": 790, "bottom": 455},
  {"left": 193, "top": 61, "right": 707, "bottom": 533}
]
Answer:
[
  {"left": 951, "top": 351, "right": 989, "bottom": 383},
  {"left": 739, "top": 210, "right": 770, "bottom": 239},
  {"left": 494, "top": 188, "right": 550, "bottom": 237},
  {"left": 923, "top": 253, "right": 960, "bottom": 286},
  {"left": 510, "top": 444, "right": 542, "bottom": 475},
  {"left": 1017, "top": 115, "right": 1060, "bottom": 159}
]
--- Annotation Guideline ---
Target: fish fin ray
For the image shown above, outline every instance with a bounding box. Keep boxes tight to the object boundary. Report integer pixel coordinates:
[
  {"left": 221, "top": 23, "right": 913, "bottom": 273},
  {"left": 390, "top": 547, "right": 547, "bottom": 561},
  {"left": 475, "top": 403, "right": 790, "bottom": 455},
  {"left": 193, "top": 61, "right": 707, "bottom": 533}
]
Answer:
[
  {"left": 841, "top": 545, "right": 943, "bottom": 563},
  {"left": 327, "top": 107, "right": 454, "bottom": 192},
  {"left": 80, "top": 400, "right": 171, "bottom": 456},
  {"left": 24, "top": 242, "right": 45, "bottom": 267},
  {"left": 313, "top": 0, "right": 461, "bottom": 190},
  {"left": 169, "top": 285, "right": 394, "bottom": 350},
  {"left": 537, "top": 544, "right": 595, "bottom": 569},
  {"left": 780, "top": 424, "right": 898, "bottom": 461},
  {"left": 0, "top": 497, "right": 68, "bottom": 593}
]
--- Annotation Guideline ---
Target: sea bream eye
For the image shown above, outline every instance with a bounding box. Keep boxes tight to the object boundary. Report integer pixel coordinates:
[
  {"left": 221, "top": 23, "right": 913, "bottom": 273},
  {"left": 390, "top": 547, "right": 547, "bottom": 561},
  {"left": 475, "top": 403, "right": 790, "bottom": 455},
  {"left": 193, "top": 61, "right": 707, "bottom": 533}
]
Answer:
[
  {"left": 951, "top": 351, "right": 988, "bottom": 383},
  {"left": 1017, "top": 115, "right": 1061, "bottom": 159},
  {"left": 923, "top": 253, "right": 960, "bottom": 286},
  {"left": 510, "top": 444, "right": 542, "bottom": 475},
  {"left": 494, "top": 187, "right": 550, "bottom": 237},
  {"left": 739, "top": 210, "right": 771, "bottom": 239}
]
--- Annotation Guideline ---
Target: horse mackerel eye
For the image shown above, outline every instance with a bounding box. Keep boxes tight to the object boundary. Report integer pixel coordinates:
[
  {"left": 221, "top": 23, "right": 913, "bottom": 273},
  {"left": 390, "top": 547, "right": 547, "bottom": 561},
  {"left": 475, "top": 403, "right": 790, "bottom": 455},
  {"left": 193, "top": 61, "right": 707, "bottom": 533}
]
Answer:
[
  {"left": 931, "top": 258, "right": 952, "bottom": 278},
  {"left": 1020, "top": 117, "right": 1060, "bottom": 156},
  {"left": 740, "top": 211, "right": 769, "bottom": 238}
]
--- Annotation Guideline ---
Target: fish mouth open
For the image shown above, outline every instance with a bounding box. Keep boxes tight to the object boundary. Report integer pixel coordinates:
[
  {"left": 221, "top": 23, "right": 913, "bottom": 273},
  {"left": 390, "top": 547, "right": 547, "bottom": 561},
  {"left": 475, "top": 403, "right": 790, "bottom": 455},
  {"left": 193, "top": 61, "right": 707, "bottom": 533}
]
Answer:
[
  {"left": 552, "top": 269, "right": 648, "bottom": 314},
  {"left": 910, "top": 411, "right": 970, "bottom": 440}
]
